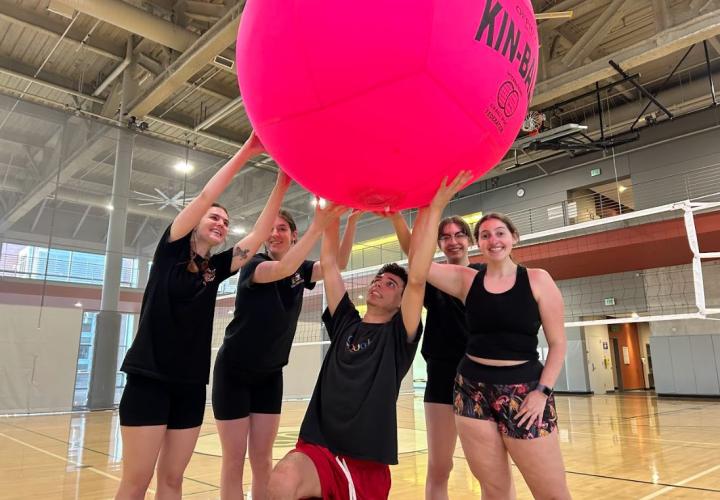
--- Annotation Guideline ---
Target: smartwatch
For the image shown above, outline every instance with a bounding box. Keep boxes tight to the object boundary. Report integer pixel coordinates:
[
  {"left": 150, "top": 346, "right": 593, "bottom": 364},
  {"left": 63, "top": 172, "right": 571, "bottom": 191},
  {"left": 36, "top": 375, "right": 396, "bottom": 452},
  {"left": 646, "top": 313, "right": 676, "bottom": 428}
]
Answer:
[{"left": 535, "top": 384, "right": 553, "bottom": 397}]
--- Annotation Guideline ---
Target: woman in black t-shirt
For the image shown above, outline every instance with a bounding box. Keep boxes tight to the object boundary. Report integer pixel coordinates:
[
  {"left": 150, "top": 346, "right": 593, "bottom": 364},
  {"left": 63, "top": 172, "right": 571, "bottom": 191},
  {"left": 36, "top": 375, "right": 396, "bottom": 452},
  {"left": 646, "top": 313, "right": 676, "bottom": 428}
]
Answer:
[
  {"left": 116, "top": 132, "right": 291, "bottom": 499},
  {"left": 211, "top": 206, "right": 358, "bottom": 499},
  {"left": 392, "top": 213, "right": 484, "bottom": 499},
  {"left": 427, "top": 212, "right": 571, "bottom": 500}
]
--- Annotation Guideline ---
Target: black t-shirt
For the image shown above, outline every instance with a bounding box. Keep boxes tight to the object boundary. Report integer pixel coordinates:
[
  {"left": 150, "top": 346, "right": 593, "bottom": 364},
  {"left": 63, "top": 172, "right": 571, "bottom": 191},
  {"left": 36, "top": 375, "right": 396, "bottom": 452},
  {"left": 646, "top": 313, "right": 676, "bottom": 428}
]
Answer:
[
  {"left": 219, "top": 253, "right": 316, "bottom": 372},
  {"left": 121, "top": 225, "right": 236, "bottom": 384},
  {"left": 422, "top": 263, "right": 485, "bottom": 363},
  {"left": 299, "top": 293, "right": 422, "bottom": 465}
]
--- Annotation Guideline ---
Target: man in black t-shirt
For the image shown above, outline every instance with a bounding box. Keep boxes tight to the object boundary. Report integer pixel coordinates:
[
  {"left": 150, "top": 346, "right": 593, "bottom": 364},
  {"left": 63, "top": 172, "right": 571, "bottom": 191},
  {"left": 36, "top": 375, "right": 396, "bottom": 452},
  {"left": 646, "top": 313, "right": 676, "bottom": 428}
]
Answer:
[{"left": 266, "top": 171, "right": 472, "bottom": 500}]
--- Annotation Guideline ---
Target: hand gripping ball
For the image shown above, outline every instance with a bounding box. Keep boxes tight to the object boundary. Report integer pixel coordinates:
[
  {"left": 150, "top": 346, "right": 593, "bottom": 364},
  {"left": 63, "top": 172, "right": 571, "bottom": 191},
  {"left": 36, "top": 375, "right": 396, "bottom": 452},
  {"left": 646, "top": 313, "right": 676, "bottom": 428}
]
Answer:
[{"left": 236, "top": 0, "right": 539, "bottom": 210}]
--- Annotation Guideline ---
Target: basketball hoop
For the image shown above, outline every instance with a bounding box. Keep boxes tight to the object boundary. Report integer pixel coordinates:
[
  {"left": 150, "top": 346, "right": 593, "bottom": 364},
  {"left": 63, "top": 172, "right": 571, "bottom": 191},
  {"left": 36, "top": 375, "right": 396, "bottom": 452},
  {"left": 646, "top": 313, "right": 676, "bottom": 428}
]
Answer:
[{"left": 522, "top": 111, "right": 545, "bottom": 136}]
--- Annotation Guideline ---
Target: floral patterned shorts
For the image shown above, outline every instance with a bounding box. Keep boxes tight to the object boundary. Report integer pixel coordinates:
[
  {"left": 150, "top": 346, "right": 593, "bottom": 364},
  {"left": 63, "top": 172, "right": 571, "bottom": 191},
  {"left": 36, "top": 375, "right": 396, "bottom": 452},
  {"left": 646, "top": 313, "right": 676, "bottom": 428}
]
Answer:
[{"left": 453, "top": 358, "right": 558, "bottom": 439}]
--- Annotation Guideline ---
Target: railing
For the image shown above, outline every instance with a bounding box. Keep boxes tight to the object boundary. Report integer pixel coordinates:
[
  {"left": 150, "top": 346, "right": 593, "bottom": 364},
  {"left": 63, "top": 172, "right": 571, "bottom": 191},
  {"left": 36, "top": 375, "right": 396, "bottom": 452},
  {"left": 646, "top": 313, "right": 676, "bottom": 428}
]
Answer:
[
  {"left": 345, "top": 161, "right": 720, "bottom": 269},
  {"left": 0, "top": 251, "right": 139, "bottom": 288}
]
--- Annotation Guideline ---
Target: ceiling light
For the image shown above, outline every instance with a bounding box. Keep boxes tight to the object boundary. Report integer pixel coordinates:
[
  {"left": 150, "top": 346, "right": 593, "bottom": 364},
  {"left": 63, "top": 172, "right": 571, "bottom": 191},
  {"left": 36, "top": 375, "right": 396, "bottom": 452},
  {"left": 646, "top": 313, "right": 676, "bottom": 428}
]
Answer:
[
  {"left": 232, "top": 226, "right": 246, "bottom": 235},
  {"left": 311, "top": 197, "right": 327, "bottom": 209},
  {"left": 358, "top": 295, "right": 364, "bottom": 300},
  {"left": 174, "top": 162, "right": 193, "bottom": 174},
  {"left": 74, "top": 302, "right": 82, "bottom": 308},
  {"left": 618, "top": 185, "right": 628, "bottom": 193},
  {"left": 106, "top": 204, "right": 114, "bottom": 211},
  {"left": 631, "top": 312, "right": 639, "bottom": 319}
]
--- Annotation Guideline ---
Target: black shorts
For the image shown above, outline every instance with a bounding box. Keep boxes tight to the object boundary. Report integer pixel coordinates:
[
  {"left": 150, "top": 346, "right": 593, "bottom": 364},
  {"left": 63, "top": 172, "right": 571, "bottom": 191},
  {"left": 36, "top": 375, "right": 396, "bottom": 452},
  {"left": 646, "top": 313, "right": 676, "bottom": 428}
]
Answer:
[
  {"left": 212, "top": 356, "right": 283, "bottom": 420},
  {"left": 424, "top": 359, "right": 460, "bottom": 405},
  {"left": 119, "top": 374, "right": 206, "bottom": 429},
  {"left": 454, "top": 358, "right": 558, "bottom": 439}
]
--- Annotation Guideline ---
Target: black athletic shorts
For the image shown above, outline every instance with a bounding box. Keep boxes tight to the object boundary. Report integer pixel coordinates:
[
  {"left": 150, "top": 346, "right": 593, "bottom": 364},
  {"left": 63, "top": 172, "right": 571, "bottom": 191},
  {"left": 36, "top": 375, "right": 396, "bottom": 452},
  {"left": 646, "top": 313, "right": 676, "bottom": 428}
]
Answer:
[
  {"left": 424, "top": 359, "right": 460, "bottom": 405},
  {"left": 212, "top": 357, "right": 283, "bottom": 420},
  {"left": 119, "top": 374, "right": 206, "bottom": 429}
]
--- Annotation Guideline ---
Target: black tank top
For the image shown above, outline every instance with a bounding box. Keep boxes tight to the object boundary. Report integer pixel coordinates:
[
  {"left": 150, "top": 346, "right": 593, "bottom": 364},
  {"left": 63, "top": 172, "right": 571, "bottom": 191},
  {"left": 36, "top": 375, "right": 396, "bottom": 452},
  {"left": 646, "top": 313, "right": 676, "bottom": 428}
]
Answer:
[{"left": 465, "top": 265, "right": 541, "bottom": 360}]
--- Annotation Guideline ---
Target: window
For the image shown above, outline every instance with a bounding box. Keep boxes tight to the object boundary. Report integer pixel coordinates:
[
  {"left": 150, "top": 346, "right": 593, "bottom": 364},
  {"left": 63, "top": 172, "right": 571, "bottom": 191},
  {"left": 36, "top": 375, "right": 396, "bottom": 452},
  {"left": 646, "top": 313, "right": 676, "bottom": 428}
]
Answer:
[{"left": 0, "top": 242, "right": 139, "bottom": 287}]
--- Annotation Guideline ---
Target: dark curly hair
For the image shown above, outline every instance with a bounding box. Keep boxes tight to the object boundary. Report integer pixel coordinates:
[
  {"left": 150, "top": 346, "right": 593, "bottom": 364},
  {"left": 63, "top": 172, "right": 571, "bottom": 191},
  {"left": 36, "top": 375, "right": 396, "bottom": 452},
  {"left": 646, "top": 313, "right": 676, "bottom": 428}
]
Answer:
[{"left": 375, "top": 263, "right": 408, "bottom": 289}]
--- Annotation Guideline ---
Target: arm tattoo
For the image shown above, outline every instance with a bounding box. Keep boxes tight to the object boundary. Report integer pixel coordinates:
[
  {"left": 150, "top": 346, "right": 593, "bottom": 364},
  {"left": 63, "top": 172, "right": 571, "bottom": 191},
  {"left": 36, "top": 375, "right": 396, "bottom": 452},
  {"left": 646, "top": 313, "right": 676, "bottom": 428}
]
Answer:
[{"left": 233, "top": 246, "right": 250, "bottom": 259}]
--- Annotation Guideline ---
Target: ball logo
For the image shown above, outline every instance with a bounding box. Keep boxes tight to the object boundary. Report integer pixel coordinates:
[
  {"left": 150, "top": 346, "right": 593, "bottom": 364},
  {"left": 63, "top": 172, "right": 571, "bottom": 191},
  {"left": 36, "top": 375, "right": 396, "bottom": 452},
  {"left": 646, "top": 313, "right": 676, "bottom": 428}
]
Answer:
[{"left": 497, "top": 81, "right": 519, "bottom": 117}]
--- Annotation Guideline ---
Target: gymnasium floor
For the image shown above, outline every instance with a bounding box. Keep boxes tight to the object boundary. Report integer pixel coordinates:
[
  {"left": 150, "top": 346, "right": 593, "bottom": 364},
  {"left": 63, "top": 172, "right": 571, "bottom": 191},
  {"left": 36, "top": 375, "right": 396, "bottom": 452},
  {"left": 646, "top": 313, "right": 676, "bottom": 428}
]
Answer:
[{"left": 1, "top": 392, "right": 719, "bottom": 499}]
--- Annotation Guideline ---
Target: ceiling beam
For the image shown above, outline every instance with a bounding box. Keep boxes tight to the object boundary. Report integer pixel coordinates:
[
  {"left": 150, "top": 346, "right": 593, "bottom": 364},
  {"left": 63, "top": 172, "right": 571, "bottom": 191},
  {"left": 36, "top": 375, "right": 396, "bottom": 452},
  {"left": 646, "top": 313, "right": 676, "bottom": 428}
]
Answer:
[
  {"left": 651, "top": 0, "right": 672, "bottom": 32},
  {"left": 0, "top": 60, "right": 246, "bottom": 157},
  {"left": 537, "top": 0, "right": 594, "bottom": 32},
  {"left": 707, "top": 35, "right": 720, "bottom": 55},
  {"left": 532, "top": 8, "right": 720, "bottom": 107},
  {"left": 0, "top": 1, "right": 123, "bottom": 62},
  {"left": 0, "top": 179, "right": 176, "bottom": 222},
  {"left": 56, "top": 0, "right": 197, "bottom": 52},
  {"left": 195, "top": 96, "right": 244, "bottom": 131},
  {"left": 127, "top": 3, "right": 244, "bottom": 118},
  {"left": 0, "top": 57, "right": 103, "bottom": 104},
  {"left": 0, "top": 119, "right": 114, "bottom": 233},
  {"left": 130, "top": 216, "right": 149, "bottom": 247},
  {"left": 562, "top": 0, "right": 628, "bottom": 68},
  {"left": 22, "top": 146, "right": 41, "bottom": 178},
  {"left": 30, "top": 198, "right": 48, "bottom": 232},
  {"left": 72, "top": 205, "right": 92, "bottom": 238},
  {"left": 0, "top": 4, "right": 234, "bottom": 105}
]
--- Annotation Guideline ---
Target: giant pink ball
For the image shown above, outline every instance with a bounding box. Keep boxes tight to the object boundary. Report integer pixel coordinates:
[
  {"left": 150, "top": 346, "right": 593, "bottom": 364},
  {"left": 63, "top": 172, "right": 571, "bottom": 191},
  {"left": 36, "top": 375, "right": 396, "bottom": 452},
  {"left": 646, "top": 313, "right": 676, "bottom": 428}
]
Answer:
[{"left": 236, "top": 0, "right": 539, "bottom": 210}]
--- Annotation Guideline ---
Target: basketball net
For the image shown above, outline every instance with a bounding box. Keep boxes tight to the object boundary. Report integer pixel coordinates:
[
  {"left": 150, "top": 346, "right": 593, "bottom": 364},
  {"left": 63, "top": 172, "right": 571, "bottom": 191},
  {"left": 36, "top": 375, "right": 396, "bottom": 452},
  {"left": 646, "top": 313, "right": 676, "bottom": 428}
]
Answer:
[{"left": 522, "top": 111, "right": 545, "bottom": 136}]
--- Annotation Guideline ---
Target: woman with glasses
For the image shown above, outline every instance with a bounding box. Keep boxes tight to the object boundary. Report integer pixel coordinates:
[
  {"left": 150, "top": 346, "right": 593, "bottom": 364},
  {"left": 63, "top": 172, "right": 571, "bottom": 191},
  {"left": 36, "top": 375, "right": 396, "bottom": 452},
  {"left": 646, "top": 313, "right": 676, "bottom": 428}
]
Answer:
[
  {"left": 116, "top": 132, "right": 291, "bottom": 499},
  {"left": 392, "top": 214, "right": 484, "bottom": 500}
]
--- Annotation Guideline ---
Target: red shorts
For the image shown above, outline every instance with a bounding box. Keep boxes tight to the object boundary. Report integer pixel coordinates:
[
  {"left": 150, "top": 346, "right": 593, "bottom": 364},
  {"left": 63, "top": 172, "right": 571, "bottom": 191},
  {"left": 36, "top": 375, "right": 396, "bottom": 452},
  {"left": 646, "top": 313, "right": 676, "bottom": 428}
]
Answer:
[{"left": 292, "top": 439, "right": 391, "bottom": 500}]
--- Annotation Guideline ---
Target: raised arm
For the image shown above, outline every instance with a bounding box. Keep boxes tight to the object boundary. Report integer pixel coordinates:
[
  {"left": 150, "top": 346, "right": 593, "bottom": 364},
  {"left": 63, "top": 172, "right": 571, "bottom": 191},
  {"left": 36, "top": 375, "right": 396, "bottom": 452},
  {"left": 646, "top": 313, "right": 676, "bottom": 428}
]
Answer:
[
  {"left": 229, "top": 170, "right": 292, "bottom": 272},
  {"left": 311, "top": 209, "right": 360, "bottom": 281},
  {"left": 253, "top": 203, "right": 347, "bottom": 284},
  {"left": 401, "top": 171, "right": 473, "bottom": 340},
  {"left": 427, "top": 262, "right": 477, "bottom": 302},
  {"left": 516, "top": 268, "right": 567, "bottom": 430},
  {"left": 320, "top": 213, "right": 348, "bottom": 315},
  {"left": 337, "top": 210, "right": 361, "bottom": 269},
  {"left": 389, "top": 212, "right": 411, "bottom": 256},
  {"left": 170, "top": 131, "right": 264, "bottom": 242}
]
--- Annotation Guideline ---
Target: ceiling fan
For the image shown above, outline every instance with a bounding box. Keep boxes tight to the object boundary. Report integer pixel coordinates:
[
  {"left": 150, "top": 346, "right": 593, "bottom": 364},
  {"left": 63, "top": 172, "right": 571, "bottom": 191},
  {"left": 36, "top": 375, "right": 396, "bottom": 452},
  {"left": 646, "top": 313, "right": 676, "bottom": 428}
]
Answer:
[{"left": 133, "top": 188, "right": 197, "bottom": 212}]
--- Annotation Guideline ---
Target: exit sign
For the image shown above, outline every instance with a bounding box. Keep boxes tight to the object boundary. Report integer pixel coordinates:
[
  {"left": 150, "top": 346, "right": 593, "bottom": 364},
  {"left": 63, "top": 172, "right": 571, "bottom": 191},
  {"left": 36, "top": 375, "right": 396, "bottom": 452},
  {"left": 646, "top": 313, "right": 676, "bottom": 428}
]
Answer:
[
  {"left": 604, "top": 297, "right": 616, "bottom": 306},
  {"left": 591, "top": 168, "right": 602, "bottom": 177}
]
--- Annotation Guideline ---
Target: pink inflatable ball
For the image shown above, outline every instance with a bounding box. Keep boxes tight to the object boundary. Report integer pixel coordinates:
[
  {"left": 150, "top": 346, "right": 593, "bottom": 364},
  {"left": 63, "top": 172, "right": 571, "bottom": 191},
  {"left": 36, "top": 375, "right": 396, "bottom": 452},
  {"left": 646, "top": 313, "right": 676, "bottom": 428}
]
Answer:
[{"left": 236, "top": 0, "right": 539, "bottom": 211}]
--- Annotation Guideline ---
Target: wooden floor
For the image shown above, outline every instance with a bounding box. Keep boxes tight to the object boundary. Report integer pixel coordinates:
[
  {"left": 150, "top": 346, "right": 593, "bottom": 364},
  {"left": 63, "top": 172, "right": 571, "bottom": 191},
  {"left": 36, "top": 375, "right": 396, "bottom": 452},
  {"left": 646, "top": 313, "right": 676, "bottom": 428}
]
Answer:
[{"left": 1, "top": 392, "right": 719, "bottom": 499}]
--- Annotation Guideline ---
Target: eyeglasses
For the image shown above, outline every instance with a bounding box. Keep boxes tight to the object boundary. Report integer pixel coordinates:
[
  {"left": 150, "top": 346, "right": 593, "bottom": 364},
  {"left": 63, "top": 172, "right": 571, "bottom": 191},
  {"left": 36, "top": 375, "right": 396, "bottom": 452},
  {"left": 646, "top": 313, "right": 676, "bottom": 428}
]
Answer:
[{"left": 438, "top": 232, "right": 469, "bottom": 242}]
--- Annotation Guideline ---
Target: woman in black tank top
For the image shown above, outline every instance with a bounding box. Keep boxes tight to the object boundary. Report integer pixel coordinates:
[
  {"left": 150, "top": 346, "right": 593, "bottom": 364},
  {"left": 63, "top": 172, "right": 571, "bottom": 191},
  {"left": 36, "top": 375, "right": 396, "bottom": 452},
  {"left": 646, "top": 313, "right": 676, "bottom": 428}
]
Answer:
[{"left": 427, "top": 212, "right": 571, "bottom": 499}]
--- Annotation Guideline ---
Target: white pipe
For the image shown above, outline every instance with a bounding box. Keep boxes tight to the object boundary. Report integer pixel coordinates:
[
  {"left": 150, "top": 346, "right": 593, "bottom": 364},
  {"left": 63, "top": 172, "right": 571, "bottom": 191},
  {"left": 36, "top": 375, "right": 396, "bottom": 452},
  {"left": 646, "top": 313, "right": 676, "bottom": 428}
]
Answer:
[
  {"left": 92, "top": 47, "right": 131, "bottom": 97},
  {"left": 195, "top": 97, "right": 244, "bottom": 131},
  {"left": 56, "top": 0, "right": 197, "bottom": 52}
]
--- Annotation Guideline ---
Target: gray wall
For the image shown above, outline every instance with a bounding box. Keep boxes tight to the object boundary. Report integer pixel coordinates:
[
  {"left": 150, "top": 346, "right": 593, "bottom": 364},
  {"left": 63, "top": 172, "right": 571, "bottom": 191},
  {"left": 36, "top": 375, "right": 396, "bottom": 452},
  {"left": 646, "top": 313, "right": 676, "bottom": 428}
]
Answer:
[
  {"left": 351, "top": 107, "right": 720, "bottom": 244},
  {"left": 0, "top": 305, "right": 82, "bottom": 413},
  {"left": 651, "top": 335, "right": 720, "bottom": 396}
]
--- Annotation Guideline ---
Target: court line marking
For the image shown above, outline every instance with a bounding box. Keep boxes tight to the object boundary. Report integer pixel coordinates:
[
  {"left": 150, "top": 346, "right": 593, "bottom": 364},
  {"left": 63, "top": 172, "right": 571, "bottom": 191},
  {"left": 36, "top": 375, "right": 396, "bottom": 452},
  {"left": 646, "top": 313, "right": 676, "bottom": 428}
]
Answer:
[
  {"left": 639, "top": 463, "right": 720, "bottom": 499},
  {"left": 570, "top": 429, "right": 720, "bottom": 449},
  {"left": 0, "top": 432, "right": 153, "bottom": 492},
  {"left": 2, "top": 420, "right": 221, "bottom": 490},
  {"left": 565, "top": 470, "right": 720, "bottom": 494}
]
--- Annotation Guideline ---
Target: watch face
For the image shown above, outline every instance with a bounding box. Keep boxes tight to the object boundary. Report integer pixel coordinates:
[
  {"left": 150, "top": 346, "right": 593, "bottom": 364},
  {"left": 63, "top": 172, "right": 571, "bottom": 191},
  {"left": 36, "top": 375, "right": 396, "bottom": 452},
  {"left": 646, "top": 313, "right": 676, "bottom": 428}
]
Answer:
[{"left": 516, "top": 188, "right": 525, "bottom": 197}]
